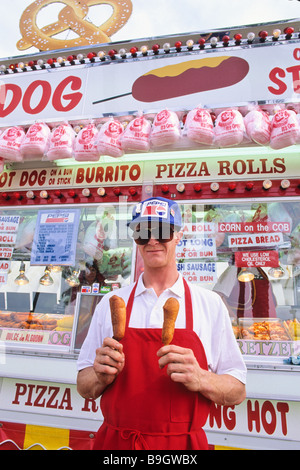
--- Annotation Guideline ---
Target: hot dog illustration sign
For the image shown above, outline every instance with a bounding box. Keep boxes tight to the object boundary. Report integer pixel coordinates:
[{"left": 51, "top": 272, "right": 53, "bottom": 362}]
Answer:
[{"left": 0, "top": 41, "right": 299, "bottom": 126}]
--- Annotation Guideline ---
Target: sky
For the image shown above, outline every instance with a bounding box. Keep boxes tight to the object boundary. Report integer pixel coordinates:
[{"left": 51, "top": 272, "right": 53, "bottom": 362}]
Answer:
[{"left": 1, "top": 0, "right": 300, "bottom": 60}]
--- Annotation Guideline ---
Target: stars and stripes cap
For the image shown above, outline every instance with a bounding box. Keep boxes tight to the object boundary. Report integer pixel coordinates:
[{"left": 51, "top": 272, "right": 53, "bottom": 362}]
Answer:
[{"left": 129, "top": 197, "right": 182, "bottom": 229}]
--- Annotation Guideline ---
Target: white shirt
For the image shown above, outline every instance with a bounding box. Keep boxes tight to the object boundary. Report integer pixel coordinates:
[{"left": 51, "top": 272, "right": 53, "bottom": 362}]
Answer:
[{"left": 77, "top": 274, "right": 247, "bottom": 385}]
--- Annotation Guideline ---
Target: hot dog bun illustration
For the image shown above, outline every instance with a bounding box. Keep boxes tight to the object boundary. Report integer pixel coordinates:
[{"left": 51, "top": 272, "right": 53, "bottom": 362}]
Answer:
[
  {"left": 109, "top": 295, "right": 126, "bottom": 341},
  {"left": 162, "top": 297, "right": 180, "bottom": 345},
  {"left": 132, "top": 56, "right": 249, "bottom": 102}
]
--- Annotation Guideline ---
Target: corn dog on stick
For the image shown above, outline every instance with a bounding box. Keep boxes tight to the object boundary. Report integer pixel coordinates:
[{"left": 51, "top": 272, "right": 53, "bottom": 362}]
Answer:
[
  {"left": 109, "top": 295, "right": 126, "bottom": 341},
  {"left": 162, "top": 297, "right": 180, "bottom": 345}
]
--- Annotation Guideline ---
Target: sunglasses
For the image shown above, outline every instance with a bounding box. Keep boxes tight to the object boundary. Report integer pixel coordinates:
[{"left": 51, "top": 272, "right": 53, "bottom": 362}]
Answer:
[{"left": 133, "top": 223, "right": 175, "bottom": 245}]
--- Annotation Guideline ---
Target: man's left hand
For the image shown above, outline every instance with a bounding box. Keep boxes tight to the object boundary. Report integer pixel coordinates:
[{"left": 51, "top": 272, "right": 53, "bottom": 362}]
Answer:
[{"left": 157, "top": 344, "right": 202, "bottom": 392}]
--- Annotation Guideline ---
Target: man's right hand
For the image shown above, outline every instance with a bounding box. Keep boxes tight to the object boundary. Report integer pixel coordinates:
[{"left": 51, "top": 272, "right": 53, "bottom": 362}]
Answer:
[
  {"left": 77, "top": 337, "right": 125, "bottom": 400},
  {"left": 93, "top": 337, "right": 125, "bottom": 387}
]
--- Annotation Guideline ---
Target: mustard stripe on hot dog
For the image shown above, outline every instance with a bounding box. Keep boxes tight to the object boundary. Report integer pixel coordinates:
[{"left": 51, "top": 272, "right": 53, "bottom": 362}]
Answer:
[{"left": 132, "top": 56, "right": 249, "bottom": 102}]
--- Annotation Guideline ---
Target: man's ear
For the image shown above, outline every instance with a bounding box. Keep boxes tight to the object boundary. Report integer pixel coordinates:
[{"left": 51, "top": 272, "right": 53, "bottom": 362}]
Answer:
[{"left": 174, "top": 230, "right": 183, "bottom": 245}]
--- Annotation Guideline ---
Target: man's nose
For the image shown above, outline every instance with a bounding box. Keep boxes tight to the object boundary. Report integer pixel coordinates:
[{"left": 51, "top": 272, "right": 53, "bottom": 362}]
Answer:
[{"left": 148, "top": 234, "right": 159, "bottom": 245}]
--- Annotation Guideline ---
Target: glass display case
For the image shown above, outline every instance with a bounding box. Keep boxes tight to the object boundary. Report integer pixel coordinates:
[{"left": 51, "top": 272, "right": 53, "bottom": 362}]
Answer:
[
  {"left": 173, "top": 199, "right": 300, "bottom": 366},
  {"left": 0, "top": 202, "right": 135, "bottom": 355}
]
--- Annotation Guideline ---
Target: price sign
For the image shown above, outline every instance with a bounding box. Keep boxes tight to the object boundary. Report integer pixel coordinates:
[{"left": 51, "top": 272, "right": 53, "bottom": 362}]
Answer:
[{"left": 31, "top": 209, "right": 81, "bottom": 266}]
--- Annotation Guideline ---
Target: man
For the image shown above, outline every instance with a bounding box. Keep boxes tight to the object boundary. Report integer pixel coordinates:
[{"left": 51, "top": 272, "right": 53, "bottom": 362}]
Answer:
[{"left": 77, "top": 197, "right": 246, "bottom": 450}]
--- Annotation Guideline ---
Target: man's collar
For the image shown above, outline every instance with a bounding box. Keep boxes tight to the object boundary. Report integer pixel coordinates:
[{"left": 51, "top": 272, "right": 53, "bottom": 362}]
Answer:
[{"left": 135, "top": 273, "right": 184, "bottom": 298}]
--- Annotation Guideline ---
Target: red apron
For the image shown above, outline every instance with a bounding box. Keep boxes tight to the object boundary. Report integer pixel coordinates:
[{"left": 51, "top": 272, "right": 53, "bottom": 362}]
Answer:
[{"left": 93, "top": 279, "right": 211, "bottom": 450}]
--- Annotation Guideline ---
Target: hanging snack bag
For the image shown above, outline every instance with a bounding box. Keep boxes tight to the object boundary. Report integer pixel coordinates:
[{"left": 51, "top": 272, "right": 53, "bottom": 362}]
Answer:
[
  {"left": 270, "top": 109, "right": 300, "bottom": 149},
  {"left": 46, "top": 123, "right": 75, "bottom": 160},
  {"left": 244, "top": 108, "right": 271, "bottom": 145},
  {"left": 0, "top": 126, "right": 25, "bottom": 161},
  {"left": 184, "top": 107, "right": 214, "bottom": 145},
  {"left": 74, "top": 123, "right": 99, "bottom": 161},
  {"left": 122, "top": 115, "right": 151, "bottom": 152},
  {"left": 96, "top": 119, "right": 124, "bottom": 158},
  {"left": 150, "top": 109, "right": 181, "bottom": 148},
  {"left": 20, "top": 122, "right": 51, "bottom": 159},
  {"left": 214, "top": 108, "right": 245, "bottom": 147}
]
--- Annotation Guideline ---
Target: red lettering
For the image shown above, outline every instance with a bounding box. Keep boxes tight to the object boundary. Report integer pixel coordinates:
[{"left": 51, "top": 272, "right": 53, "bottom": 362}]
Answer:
[
  {"left": 261, "top": 401, "right": 277, "bottom": 435},
  {"left": 0, "top": 84, "right": 22, "bottom": 117},
  {"left": 293, "top": 48, "right": 300, "bottom": 61},
  {"left": 156, "top": 164, "right": 167, "bottom": 179},
  {"left": 12, "top": 383, "right": 27, "bottom": 404},
  {"left": 175, "top": 163, "right": 185, "bottom": 178},
  {"left": 8, "top": 172, "right": 16, "bottom": 187},
  {"left": 247, "top": 399, "right": 260, "bottom": 433},
  {"left": 85, "top": 167, "right": 95, "bottom": 184},
  {"left": 34, "top": 385, "right": 47, "bottom": 407},
  {"left": 286, "top": 65, "right": 300, "bottom": 93},
  {"left": 277, "top": 402, "right": 289, "bottom": 436},
  {"left": 209, "top": 403, "right": 222, "bottom": 428},
  {"left": 19, "top": 170, "right": 46, "bottom": 187},
  {"left": 260, "top": 158, "right": 273, "bottom": 174},
  {"left": 47, "top": 386, "right": 60, "bottom": 409},
  {"left": 58, "top": 388, "right": 72, "bottom": 410},
  {"left": 105, "top": 166, "right": 113, "bottom": 182},
  {"left": 129, "top": 164, "right": 141, "bottom": 181},
  {"left": 24, "top": 383, "right": 35, "bottom": 406},
  {"left": 223, "top": 406, "right": 236, "bottom": 431},
  {"left": 0, "top": 172, "right": 8, "bottom": 188},
  {"left": 114, "top": 165, "right": 119, "bottom": 182},
  {"left": 81, "top": 398, "right": 99, "bottom": 413},
  {"left": 119, "top": 165, "right": 129, "bottom": 181},
  {"left": 268, "top": 67, "right": 287, "bottom": 95},
  {"left": 22, "top": 80, "right": 51, "bottom": 114},
  {"left": 233, "top": 159, "right": 247, "bottom": 175},
  {"left": 247, "top": 159, "right": 260, "bottom": 174},
  {"left": 208, "top": 403, "right": 236, "bottom": 431},
  {"left": 187, "top": 162, "right": 197, "bottom": 178},
  {"left": 274, "top": 157, "right": 286, "bottom": 173},
  {"left": 76, "top": 167, "right": 84, "bottom": 184},
  {"left": 218, "top": 160, "right": 232, "bottom": 176},
  {"left": 0, "top": 76, "right": 82, "bottom": 118},
  {"left": 95, "top": 166, "right": 104, "bottom": 182},
  {"left": 52, "top": 76, "right": 83, "bottom": 112}
]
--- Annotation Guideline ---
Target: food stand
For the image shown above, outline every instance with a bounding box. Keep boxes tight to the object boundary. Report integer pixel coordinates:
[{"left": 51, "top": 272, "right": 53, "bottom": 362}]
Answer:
[{"left": 0, "top": 16, "right": 300, "bottom": 450}]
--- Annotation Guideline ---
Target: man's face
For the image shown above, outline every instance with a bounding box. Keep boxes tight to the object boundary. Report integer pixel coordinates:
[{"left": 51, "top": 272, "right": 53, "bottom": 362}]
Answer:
[{"left": 133, "top": 222, "right": 182, "bottom": 269}]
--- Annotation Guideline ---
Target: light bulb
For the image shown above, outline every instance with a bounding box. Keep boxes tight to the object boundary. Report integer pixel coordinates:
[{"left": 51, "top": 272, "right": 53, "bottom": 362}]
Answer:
[{"left": 39, "top": 266, "right": 54, "bottom": 286}]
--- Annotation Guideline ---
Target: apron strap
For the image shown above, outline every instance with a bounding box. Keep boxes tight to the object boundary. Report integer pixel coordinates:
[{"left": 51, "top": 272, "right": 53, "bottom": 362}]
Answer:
[
  {"left": 183, "top": 278, "right": 193, "bottom": 331},
  {"left": 126, "top": 281, "right": 138, "bottom": 328},
  {"left": 126, "top": 277, "right": 193, "bottom": 331}
]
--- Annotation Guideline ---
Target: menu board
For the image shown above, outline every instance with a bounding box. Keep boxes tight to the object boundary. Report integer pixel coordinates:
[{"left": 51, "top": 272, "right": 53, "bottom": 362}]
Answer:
[
  {"left": 31, "top": 209, "right": 81, "bottom": 266},
  {"left": 0, "top": 215, "right": 20, "bottom": 285}
]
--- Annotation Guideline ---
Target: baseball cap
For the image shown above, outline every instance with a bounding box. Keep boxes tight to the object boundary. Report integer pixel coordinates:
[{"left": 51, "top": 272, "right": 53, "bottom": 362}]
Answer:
[{"left": 129, "top": 197, "right": 182, "bottom": 230}]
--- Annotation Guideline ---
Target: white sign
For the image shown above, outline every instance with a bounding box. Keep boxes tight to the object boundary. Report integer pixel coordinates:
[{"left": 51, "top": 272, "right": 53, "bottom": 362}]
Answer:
[
  {"left": 0, "top": 260, "right": 10, "bottom": 272},
  {"left": 0, "top": 215, "right": 20, "bottom": 233},
  {"left": 228, "top": 233, "right": 284, "bottom": 248},
  {"left": 177, "top": 261, "right": 217, "bottom": 284},
  {"left": 181, "top": 222, "right": 216, "bottom": 235},
  {"left": 0, "top": 247, "right": 13, "bottom": 258},
  {"left": 0, "top": 41, "right": 298, "bottom": 126},
  {"left": 176, "top": 238, "right": 216, "bottom": 259},
  {"left": 0, "top": 378, "right": 103, "bottom": 424},
  {"left": 205, "top": 398, "right": 300, "bottom": 444},
  {"left": 0, "top": 233, "right": 16, "bottom": 245}
]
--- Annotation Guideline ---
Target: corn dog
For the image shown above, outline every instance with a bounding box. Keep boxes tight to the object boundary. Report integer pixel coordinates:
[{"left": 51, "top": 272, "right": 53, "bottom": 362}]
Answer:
[
  {"left": 109, "top": 295, "right": 126, "bottom": 341},
  {"left": 162, "top": 297, "right": 180, "bottom": 345}
]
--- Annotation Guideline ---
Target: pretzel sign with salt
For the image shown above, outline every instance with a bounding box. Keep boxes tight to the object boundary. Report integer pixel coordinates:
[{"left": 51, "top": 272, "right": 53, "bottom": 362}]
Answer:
[{"left": 17, "top": 0, "right": 133, "bottom": 52}]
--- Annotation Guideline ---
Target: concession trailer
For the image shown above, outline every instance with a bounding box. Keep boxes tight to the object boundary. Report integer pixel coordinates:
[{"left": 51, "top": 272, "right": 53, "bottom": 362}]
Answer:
[{"left": 0, "top": 16, "right": 300, "bottom": 450}]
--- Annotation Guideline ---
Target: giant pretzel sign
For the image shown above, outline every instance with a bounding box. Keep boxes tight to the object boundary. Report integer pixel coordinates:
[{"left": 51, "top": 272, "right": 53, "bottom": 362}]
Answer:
[{"left": 17, "top": 0, "right": 133, "bottom": 51}]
